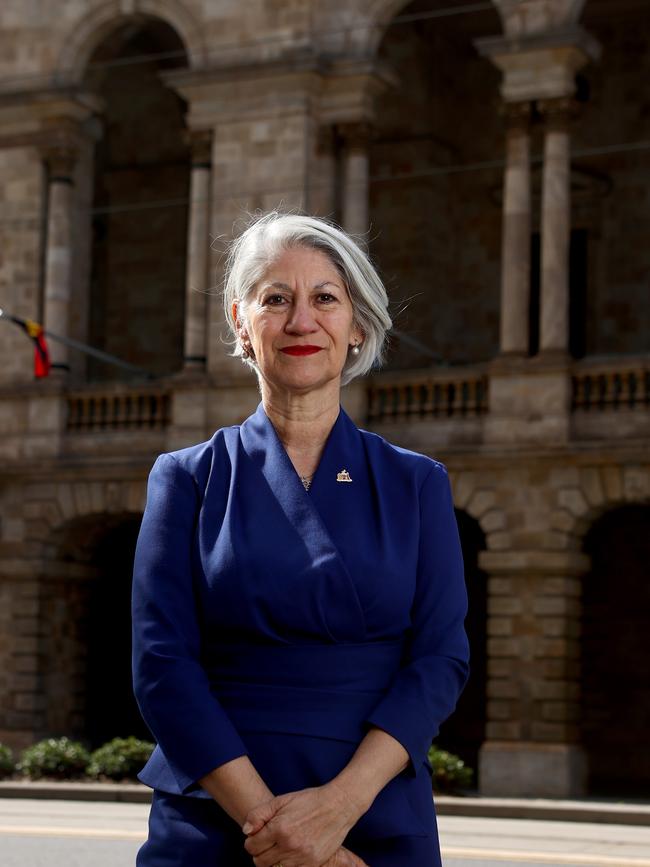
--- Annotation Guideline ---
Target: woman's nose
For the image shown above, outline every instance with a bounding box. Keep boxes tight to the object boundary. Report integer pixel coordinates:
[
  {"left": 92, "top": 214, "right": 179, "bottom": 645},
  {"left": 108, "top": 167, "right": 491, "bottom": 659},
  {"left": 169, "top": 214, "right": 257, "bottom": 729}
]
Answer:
[{"left": 285, "top": 300, "right": 317, "bottom": 333}]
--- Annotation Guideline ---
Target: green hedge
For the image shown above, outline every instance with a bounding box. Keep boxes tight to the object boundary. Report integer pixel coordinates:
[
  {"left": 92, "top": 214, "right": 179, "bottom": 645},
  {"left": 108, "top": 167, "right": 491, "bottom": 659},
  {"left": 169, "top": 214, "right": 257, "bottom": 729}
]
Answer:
[
  {"left": 427, "top": 744, "right": 474, "bottom": 794},
  {"left": 0, "top": 743, "right": 14, "bottom": 778},
  {"left": 17, "top": 737, "right": 90, "bottom": 780},
  {"left": 0, "top": 735, "right": 154, "bottom": 782},
  {"left": 2, "top": 735, "right": 474, "bottom": 793},
  {"left": 86, "top": 737, "right": 155, "bottom": 781}
]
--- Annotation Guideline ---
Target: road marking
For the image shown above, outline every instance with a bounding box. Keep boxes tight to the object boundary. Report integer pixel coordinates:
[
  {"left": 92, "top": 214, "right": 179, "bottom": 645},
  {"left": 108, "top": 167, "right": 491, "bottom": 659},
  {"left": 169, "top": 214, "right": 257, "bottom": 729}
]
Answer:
[
  {"left": 443, "top": 846, "right": 650, "bottom": 867},
  {"left": 0, "top": 824, "right": 145, "bottom": 841}
]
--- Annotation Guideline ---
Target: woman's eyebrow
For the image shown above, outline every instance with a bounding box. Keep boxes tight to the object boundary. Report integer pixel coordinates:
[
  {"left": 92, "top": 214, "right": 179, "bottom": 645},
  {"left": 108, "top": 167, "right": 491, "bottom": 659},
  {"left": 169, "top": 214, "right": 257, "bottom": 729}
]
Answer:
[{"left": 261, "top": 280, "right": 342, "bottom": 291}]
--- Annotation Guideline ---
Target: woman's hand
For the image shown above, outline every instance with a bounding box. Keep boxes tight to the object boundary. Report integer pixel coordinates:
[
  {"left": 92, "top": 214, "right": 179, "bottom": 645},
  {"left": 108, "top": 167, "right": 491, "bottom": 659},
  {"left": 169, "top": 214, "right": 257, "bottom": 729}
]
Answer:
[{"left": 241, "top": 781, "right": 367, "bottom": 867}]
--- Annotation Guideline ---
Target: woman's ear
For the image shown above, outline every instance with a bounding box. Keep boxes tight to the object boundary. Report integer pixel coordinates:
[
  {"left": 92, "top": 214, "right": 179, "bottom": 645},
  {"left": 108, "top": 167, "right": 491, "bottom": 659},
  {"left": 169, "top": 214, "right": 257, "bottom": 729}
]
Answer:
[{"left": 232, "top": 301, "right": 247, "bottom": 339}]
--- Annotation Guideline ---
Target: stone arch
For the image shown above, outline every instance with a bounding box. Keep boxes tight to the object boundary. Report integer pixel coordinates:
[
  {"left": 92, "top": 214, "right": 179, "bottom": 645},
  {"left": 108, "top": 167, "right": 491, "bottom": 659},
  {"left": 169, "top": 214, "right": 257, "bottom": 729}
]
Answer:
[
  {"left": 24, "top": 478, "right": 146, "bottom": 554},
  {"left": 578, "top": 488, "right": 650, "bottom": 795},
  {"left": 548, "top": 464, "right": 650, "bottom": 796},
  {"left": 492, "top": 0, "right": 587, "bottom": 38},
  {"left": 0, "top": 478, "right": 144, "bottom": 751},
  {"left": 549, "top": 464, "right": 650, "bottom": 548},
  {"left": 24, "top": 478, "right": 149, "bottom": 745},
  {"left": 449, "top": 470, "right": 509, "bottom": 551},
  {"left": 54, "top": 0, "right": 205, "bottom": 84},
  {"left": 351, "top": 0, "right": 505, "bottom": 56}
]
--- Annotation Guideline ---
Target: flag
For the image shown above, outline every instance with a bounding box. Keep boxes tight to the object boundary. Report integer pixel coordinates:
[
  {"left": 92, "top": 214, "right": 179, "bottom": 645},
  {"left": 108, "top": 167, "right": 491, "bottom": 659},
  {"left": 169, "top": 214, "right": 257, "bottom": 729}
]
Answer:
[{"left": 22, "top": 318, "right": 51, "bottom": 378}]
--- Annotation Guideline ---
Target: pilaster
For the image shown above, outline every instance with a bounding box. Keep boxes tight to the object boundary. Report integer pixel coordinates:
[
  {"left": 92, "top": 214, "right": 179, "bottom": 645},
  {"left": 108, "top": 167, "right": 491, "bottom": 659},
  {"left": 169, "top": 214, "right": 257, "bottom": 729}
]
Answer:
[{"left": 478, "top": 548, "right": 589, "bottom": 797}]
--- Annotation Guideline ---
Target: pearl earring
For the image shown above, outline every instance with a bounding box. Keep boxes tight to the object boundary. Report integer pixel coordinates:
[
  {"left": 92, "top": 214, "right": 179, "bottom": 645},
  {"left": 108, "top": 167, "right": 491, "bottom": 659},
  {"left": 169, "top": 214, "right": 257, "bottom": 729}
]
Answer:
[{"left": 351, "top": 343, "right": 361, "bottom": 356}]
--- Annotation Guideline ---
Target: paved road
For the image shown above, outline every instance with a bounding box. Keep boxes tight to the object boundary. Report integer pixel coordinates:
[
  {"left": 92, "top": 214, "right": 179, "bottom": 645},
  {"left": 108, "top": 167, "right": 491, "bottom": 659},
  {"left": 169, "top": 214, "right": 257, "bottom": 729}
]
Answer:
[
  {"left": 1, "top": 798, "right": 649, "bottom": 866},
  {"left": 440, "top": 814, "right": 650, "bottom": 866},
  {"left": 0, "top": 797, "right": 147, "bottom": 866}
]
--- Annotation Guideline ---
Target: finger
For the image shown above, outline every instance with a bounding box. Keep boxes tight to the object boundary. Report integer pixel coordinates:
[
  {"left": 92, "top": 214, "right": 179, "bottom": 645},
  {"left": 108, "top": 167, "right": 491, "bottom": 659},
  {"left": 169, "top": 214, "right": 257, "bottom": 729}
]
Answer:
[
  {"left": 251, "top": 843, "right": 285, "bottom": 867},
  {"left": 339, "top": 846, "right": 369, "bottom": 866},
  {"left": 242, "top": 800, "right": 280, "bottom": 835},
  {"left": 243, "top": 817, "right": 266, "bottom": 836},
  {"left": 243, "top": 830, "right": 275, "bottom": 857}
]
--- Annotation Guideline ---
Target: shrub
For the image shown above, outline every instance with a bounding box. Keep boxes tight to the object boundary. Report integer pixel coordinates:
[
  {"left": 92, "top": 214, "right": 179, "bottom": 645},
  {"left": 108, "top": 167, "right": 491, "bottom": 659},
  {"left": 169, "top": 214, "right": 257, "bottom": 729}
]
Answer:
[
  {"left": 427, "top": 744, "right": 474, "bottom": 794},
  {"left": 0, "top": 743, "right": 14, "bottom": 778},
  {"left": 86, "top": 736, "right": 155, "bottom": 781},
  {"left": 17, "top": 737, "right": 90, "bottom": 780}
]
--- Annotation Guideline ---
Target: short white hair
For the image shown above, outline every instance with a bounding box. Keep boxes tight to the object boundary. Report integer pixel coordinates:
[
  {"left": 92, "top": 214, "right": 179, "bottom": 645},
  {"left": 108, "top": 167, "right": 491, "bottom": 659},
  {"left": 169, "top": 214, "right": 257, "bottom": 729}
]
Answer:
[{"left": 222, "top": 210, "right": 392, "bottom": 386}]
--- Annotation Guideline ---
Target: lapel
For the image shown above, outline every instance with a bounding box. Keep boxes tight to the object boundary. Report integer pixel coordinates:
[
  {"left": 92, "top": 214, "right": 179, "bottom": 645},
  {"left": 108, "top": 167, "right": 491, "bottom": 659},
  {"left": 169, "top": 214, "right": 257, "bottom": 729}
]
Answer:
[{"left": 239, "top": 401, "right": 367, "bottom": 642}]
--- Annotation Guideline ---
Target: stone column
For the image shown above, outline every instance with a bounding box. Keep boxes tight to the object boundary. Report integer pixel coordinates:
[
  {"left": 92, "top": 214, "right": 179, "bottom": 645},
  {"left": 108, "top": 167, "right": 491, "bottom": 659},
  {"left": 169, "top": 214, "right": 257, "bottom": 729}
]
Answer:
[
  {"left": 183, "top": 129, "right": 213, "bottom": 372},
  {"left": 499, "top": 102, "right": 532, "bottom": 357},
  {"left": 337, "top": 122, "right": 372, "bottom": 237},
  {"left": 42, "top": 142, "right": 77, "bottom": 376},
  {"left": 478, "top": 549, "right": 589, "bottom": 797},
  {"left": 537, "top": 97, "right": 577, "bottom": 359}
]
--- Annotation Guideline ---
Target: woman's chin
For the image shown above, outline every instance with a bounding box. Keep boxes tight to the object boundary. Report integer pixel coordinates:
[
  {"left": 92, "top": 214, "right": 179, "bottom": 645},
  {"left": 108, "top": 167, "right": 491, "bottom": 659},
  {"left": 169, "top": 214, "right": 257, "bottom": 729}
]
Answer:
[{"left": 262, "top": 368, "right": 343, "bottom": 396}]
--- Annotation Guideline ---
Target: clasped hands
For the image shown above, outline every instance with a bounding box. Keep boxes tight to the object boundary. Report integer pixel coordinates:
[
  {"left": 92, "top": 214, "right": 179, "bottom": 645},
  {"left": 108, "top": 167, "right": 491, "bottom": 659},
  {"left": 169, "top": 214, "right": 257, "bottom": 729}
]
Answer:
[{"left": 241, "top": 779, "right": 369, "bottom": 867}]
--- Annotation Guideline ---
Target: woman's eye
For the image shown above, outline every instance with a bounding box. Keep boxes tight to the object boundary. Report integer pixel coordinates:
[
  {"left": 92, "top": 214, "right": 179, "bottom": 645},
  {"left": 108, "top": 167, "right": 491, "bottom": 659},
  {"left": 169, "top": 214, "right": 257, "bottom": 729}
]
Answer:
[
  {"left": 263, "top": 294, "right": 286, "bottom": 305},
  {"left": 317, "top": 293, "right": 336, "bottom": 303}
]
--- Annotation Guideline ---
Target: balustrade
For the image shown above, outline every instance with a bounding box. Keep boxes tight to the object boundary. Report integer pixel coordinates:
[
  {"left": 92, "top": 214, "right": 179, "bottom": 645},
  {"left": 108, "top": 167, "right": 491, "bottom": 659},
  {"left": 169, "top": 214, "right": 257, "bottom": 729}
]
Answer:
[
  {"left": 572, "top": 359, "right": 650, "bottom": 412},
  {"left": 66, "top": 387, "right": 170, "bottom": 432},
  {"left": 366, "top": 368, "right": 489, "bottom": 424}
]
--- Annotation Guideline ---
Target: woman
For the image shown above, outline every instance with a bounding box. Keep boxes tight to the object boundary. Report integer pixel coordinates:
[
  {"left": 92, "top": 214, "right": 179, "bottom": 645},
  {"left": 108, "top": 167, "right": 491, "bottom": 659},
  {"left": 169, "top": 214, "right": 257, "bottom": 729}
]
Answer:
[{"left": 131, "top": 211, "right": 470, "bottom": 867}]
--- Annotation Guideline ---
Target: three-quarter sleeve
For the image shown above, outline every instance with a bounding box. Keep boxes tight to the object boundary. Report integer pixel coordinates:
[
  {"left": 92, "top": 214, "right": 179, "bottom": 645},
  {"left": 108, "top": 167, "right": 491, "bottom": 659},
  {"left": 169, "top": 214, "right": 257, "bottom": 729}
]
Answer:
[
  {"left": 131, "top": 452, "right": 249, "bottom": 794},
  {"left": 363, "top": 461, "right": 470, "bottom": 777}
]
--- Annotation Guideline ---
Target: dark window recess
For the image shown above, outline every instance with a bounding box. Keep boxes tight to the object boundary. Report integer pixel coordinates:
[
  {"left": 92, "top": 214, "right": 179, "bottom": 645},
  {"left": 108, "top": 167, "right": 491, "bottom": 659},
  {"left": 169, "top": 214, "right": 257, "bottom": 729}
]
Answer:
[
  {"left": 569, "top": 229, "right": 588, "bottom": 359},
  {"left": 529, "top": 232, "right": 540, "bottom": 356},
  {"left": 529, "top": 229, "right": 587, "bottom": 359},
  {"left": 436, "top": 509, "right": 488, "bottom": 790}
]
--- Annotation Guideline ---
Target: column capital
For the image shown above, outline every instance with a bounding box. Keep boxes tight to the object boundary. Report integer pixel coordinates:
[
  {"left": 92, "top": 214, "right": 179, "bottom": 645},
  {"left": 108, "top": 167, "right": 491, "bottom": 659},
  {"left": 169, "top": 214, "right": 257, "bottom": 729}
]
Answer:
[
  {"left": 335, "top": 121, "right": 373, "bottom": 151},
  {"left": 537, "top": 96, "right": 581, "bottom": 131},
  {"left": 500, "top": 100, "right": 533, "bottom": 134},
  {"left": 41, "top": 141, "right": 79, "bottom": 183},
  {"left": 475, "top": 30, "right": 600, "bottom": 103},
  {"left": 184, "top": 128, "right": 213, "bottom": 167},
  {"left": 39, "top": 119, "right": 89, "bottom": 182}
]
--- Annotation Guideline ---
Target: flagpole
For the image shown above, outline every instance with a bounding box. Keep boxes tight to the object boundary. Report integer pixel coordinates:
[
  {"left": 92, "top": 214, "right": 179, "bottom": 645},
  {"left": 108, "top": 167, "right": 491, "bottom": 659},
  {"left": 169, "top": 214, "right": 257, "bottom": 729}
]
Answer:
[{"left": 0, "top": 308, "right": 158, "bottom": 379}]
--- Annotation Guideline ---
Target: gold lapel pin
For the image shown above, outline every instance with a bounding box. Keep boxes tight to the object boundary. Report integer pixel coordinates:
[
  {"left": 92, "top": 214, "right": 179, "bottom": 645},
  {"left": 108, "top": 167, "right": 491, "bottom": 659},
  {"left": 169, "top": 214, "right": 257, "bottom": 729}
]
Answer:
[{"left": 336, "top": 469, "right": 353, "bottom": 483}]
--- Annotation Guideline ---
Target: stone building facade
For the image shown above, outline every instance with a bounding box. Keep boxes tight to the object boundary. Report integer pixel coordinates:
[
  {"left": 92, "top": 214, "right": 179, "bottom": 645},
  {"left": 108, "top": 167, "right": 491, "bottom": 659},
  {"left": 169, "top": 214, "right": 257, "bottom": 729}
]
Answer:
[{"left": 0, "top": 0, "right": 648, "bottom": 799}]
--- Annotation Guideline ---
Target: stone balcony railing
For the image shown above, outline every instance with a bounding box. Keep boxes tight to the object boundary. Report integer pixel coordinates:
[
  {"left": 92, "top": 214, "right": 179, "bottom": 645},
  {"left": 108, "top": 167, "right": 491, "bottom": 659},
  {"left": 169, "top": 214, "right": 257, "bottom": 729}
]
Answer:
[
  {"left": 571, "top": 355, "right": 650, "bottom": 412},
  {"left": 366, "top": 365, "right": 489, "bottom": 424},
  {"left": 570, "top": 353, "right": 650, "bottom": 440},
  {"left": 4, "top": 354, "right": 646, "bottom": 463},
  {"left": 66, "top": 385, "right": 171, "bottom": 432},
  {"left": 364, "top": 364, "right": 489, "bottom": 448},
  {"left": 363, "top": 354, "right": 650, "bottom": 448},
  {"left": 60, "top": 382, "right": 172, "bottom": 458}
]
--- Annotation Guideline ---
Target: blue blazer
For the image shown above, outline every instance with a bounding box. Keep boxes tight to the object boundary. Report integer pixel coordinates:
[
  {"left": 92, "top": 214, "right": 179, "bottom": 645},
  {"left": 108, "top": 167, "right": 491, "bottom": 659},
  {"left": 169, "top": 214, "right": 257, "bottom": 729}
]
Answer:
[{"left": 131, "top": 400, "right": 470, "bottom": 841}]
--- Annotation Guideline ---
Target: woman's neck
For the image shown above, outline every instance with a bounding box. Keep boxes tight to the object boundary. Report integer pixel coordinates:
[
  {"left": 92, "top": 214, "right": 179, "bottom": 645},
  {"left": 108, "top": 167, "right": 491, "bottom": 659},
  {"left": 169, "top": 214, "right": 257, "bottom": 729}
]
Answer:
[{"left": 261, "top": 383, "right": 341, "bottom": 474}]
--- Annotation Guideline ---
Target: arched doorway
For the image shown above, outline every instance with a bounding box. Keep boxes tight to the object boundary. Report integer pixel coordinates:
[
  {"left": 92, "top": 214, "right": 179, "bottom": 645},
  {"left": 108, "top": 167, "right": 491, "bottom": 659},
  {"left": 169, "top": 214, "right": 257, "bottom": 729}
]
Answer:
[
  {"left": 41, "top": 512, "right": 149, "bottom": 749},
  {"left": 368, "top": 0, "right": 502, "bottom": 370},
  {"left": 436, "top": 508, "right": 487, "bottom": 790},
  {"left": 580, "top": 503, "right": 650, "bottom": 797},
  {"left": 83, "top": 16, "right": 190, "bottom": 381},
  {"left": 85, "top": 517, "right": 150, "bottom": 747}
]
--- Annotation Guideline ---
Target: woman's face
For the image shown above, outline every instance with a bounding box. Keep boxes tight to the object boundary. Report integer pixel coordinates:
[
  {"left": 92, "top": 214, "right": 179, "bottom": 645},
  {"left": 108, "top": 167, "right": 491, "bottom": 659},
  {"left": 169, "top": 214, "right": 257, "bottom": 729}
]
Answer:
[{"left": 233, "top": 245, "right": 363, "bottom": 396}]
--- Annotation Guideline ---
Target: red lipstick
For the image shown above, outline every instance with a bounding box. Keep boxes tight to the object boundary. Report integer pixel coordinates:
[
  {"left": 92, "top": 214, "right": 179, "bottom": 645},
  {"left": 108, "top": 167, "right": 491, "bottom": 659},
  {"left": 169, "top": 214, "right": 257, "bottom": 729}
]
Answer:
[{"left": 280, "top": 345, "right": 323, "bottom": 356}]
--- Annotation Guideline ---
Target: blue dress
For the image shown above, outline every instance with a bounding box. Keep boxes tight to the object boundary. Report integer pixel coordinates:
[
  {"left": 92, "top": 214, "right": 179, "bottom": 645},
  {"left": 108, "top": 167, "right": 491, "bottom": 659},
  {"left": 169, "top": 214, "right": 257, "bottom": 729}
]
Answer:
[{"left": 131, "top": 401, "right": 470, "bottom": 865}]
